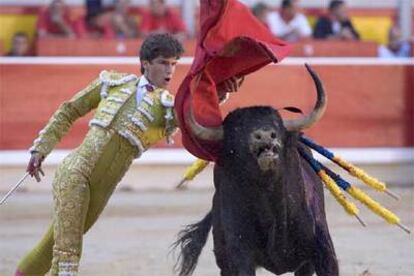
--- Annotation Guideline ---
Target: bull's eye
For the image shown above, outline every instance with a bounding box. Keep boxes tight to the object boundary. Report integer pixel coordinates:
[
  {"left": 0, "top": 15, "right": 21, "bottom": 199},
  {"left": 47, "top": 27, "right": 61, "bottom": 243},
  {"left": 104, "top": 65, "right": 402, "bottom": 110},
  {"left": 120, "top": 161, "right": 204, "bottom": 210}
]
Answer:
[
  {"left": 255, "top": 134, "right": 262, "bottom": 140},
  {"left": 271, "top": 132, "right": 276, "bottom": 139}
]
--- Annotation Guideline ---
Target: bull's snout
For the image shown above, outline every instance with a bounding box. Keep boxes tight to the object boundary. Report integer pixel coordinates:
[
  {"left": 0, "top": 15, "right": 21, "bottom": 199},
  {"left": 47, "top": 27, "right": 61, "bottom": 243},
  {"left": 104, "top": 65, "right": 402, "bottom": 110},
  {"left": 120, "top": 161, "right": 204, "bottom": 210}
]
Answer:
[{"left": 249, "top": 128, "right": 282, "bottom": 172}]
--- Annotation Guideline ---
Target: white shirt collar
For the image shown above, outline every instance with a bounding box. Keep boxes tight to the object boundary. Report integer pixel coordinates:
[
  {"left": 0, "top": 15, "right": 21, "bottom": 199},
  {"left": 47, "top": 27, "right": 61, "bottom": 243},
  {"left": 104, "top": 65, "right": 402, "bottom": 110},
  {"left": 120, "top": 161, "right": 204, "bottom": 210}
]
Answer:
[
  {"left": 136, "top": 75, "right": 154, "bottom": 105},
  {"left": 137, "top": 75, "right": 153, "bottom": 89}
]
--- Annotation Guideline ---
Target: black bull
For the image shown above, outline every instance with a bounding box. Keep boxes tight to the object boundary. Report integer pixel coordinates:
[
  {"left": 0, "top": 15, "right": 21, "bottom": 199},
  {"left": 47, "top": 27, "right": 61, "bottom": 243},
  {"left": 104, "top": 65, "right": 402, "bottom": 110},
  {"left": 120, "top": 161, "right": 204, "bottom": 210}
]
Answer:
[{"left": 174, "top": 65, "right": 338, "bottom": 276}]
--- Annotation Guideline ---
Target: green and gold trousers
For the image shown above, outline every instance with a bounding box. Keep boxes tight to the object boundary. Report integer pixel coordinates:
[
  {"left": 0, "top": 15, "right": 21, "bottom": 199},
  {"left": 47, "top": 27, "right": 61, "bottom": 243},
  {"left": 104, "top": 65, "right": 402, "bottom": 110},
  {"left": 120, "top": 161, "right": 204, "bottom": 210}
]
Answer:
[{"left": 17, "top": 126, "right": 139, "bottom": 275}]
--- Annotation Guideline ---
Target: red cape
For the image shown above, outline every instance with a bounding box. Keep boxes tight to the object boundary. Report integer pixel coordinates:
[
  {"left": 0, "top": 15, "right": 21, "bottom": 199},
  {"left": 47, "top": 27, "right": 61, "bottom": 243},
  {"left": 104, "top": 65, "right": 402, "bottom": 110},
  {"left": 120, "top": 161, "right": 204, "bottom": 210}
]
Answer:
[{"left": 174, "top": 0, "right": 291, "bottom": 161}]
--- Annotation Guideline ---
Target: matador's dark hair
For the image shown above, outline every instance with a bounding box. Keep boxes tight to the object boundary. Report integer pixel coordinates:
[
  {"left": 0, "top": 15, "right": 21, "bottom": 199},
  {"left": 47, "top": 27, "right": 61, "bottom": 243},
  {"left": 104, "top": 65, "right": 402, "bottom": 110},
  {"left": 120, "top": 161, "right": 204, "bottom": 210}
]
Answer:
[
  {"left": 329, "top": 0, "right": 345, "bottom": 11},
  {"left": 139, "top": 33, "right": 184, "bottom": 74},
  {"left": 281, "top": 0, "right": 293, "bottom": 9}
]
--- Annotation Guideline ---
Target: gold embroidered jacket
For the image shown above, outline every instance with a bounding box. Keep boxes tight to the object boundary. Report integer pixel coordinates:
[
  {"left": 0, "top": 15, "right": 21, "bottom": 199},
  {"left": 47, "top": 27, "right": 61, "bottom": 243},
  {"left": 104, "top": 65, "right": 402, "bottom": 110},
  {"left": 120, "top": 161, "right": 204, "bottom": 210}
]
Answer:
[{"left": 30, "top": 70, "right": 176, "bottom": 158}]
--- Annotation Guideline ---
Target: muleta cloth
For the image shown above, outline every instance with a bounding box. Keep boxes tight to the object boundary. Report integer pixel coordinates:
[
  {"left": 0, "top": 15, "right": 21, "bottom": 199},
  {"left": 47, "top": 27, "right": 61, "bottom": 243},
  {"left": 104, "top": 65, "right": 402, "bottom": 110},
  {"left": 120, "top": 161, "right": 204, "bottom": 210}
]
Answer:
[{"left": 174, "top": 0, "right": 291, "bottom": 161}]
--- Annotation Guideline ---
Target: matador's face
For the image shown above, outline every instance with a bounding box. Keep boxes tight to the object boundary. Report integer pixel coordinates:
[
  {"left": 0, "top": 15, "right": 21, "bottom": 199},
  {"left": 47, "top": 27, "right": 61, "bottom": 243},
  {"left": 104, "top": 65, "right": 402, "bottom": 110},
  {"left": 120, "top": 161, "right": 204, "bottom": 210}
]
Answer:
[{"left": 142, "top": 56, "right": 179, "bottom": 89}]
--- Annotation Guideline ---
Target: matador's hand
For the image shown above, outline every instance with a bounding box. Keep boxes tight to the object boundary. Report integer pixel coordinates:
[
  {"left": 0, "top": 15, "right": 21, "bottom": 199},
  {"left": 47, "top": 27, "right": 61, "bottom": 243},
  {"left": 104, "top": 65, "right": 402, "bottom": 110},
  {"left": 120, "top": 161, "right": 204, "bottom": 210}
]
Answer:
[
  {"left": 27, "top": 152, "right": 45, "bottom": 182},
  {"left": 217, "top": 76, "right": 244, "bottom": 94}
]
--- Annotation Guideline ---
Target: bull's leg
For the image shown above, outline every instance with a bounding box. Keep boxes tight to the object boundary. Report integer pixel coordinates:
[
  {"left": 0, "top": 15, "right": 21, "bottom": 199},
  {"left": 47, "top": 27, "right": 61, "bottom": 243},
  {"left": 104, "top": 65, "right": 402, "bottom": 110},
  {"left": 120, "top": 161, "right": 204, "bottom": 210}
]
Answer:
[
  {"left": 213, "top": 167, "right": 256, "bottom": 276},
  {"left": 312, "top": 225, "right": 338, "bottom": 276},
  {"left": 212, "top": 192, "right": 231, "bottom": 275},
  {"left": 294, "top": 262, "right": 315, "bottom": 276},
  {"left": 212, "top": 227, "right": 232, "bottom": 276},
  {"left": 213, "top": 219, "right": 255, "bottom": 276},
  {"left": 212, "top": 192, "right": 254, "bottom": 276},
  {"left": 219, "top": 200, "right": 256, "bottom": 275}
]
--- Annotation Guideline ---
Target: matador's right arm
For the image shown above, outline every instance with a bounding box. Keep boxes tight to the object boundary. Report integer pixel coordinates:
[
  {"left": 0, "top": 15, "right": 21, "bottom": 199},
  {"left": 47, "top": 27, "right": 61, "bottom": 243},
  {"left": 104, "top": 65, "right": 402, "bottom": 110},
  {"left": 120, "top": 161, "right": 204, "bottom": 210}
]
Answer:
[{"left": 29, "top": 78, "right": 102, "bottom": 157}]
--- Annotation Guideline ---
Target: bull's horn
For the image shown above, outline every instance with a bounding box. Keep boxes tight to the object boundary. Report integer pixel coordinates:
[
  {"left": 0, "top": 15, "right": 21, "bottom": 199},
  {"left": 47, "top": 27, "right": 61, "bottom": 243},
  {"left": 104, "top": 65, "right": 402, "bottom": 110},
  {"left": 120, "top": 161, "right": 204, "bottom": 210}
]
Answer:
[
  {"left": 283, "top": 63, "right": 327, "bottom": 131},
  {"left": 186, "top": 108, "right": 224, "bottom": 141}
]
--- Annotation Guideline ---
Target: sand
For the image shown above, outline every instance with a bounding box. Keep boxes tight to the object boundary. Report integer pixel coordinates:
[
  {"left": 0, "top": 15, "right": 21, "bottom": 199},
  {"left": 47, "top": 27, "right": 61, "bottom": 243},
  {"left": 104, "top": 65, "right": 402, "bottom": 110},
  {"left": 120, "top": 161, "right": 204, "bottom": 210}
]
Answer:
[{"left": 1, "top": 186, "right": 413, "bottom": 276}]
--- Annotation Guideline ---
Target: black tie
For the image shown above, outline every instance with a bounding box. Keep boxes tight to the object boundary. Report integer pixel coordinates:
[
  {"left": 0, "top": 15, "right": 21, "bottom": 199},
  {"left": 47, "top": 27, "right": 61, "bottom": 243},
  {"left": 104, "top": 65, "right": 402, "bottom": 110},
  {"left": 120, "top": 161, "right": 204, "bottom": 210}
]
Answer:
[{"left": 145, "top": 84, "right": 154, "bottom": 92}]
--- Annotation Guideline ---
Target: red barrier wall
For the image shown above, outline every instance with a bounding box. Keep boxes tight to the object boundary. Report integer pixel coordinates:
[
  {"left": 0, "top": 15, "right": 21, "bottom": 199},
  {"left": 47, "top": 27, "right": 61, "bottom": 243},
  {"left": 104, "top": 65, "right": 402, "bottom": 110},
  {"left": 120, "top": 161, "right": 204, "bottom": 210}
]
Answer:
[
  {"left": 35, "top": 39, "right": 379, "bottom": 57},
  {"left": 0, "top": 62, "right": 413, "bottom": 150}
]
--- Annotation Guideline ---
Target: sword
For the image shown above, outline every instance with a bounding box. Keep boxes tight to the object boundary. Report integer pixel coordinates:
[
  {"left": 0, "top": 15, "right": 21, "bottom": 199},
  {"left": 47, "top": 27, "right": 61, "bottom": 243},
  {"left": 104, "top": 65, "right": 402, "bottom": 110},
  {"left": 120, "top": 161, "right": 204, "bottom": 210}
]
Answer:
[
  {"left": 0, "top": 172, "right": 30, "bottom": 205},
  {"left": 175, "top": 178, "right": 188, "bottom": 189}
]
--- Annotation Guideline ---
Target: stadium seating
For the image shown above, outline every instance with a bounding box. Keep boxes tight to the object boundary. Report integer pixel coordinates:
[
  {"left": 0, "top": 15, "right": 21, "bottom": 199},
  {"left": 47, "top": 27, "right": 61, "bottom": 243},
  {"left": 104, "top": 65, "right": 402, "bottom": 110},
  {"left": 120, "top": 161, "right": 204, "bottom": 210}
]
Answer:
[{"left": 0, "top": 4, "right": 406, "bottom": 56}]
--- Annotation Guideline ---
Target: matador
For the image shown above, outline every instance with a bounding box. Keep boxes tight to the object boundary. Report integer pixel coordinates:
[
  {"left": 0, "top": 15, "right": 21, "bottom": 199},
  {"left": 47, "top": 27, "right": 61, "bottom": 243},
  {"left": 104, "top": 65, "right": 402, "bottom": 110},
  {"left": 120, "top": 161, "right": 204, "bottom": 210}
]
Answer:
[{"left": 15, "top": 33, "right": 241, "bottom": 276}]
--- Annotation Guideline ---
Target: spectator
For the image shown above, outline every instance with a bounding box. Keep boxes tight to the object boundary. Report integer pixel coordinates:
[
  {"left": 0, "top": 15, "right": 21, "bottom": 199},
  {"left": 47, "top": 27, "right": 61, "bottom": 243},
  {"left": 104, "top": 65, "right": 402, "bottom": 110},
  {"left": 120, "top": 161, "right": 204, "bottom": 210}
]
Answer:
[
  {"left": 76, "top": 0, "right": 116, "bottom": 39},
  {"left": 251, "top": 2, "right": 270, "bottom": 29},
  {"left": 6, "top": 32, "right": 32, "bottom": 56},
  {"left": 267, "top": 0, "right": 311, "bottom": 42},
  {"left": 37, "top": 0, "right": 76, "bottom": 38},
  {"left": 378, "top": 25, "right": 411, "bottom": 58},
  {"left": 112, "top": 0, "right": 139, "bottom": 38},
  {"left": 313, "top": 0, "right": 359, "bottom": 40},
  {"left": 140, "top": 0, "right": 187, "bottom": 42}
]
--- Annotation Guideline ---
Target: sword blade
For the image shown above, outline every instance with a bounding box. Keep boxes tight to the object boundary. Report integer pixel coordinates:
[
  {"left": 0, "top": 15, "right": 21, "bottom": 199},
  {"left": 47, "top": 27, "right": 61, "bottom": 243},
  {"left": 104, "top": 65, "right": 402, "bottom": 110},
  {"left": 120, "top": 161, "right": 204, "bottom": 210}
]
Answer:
[{"left": 0, "top": 172, "right": 30, "bottom": 205}]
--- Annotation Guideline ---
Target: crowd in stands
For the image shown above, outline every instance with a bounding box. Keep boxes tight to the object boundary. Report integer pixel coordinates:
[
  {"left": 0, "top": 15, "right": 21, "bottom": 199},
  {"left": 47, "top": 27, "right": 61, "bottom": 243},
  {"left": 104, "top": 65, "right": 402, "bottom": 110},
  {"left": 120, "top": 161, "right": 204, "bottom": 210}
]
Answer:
[
  {"left": 312, "top": 0, "right": 359, "bottom": 40},
  {"left": 5, "top": 0, "right": 187, "bottom": 56},
  {"left": 4, "top": 0, "right": 413, "bottom": 58},
  {"left": 6, "top": 32, "right": 31, "bottom": 56},
  {"left": 35, "top": 0, "right": 186, "bottom": 40},
  {"left": 378, "top": 25, "right": 412, "bottom": 58},
  {"left": 251, "top": 0, "right": 361, "bottom": 42},
  {"left": 265, "top": 0, "right": 312, "bottom": 42},
  {"left": 251, "top": 0, "right": 411, "bottom": 58},
  {"left": 37, "top": 0, "right": 76, "bottom": 39}
]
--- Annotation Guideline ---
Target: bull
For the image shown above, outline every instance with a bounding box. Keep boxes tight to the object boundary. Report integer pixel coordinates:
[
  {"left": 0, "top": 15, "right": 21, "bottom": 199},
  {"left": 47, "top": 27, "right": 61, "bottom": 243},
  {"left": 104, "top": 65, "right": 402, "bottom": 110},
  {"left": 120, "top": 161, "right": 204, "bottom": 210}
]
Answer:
[{"left": 174, "top": 64, "right": 338, "bottom": 276}]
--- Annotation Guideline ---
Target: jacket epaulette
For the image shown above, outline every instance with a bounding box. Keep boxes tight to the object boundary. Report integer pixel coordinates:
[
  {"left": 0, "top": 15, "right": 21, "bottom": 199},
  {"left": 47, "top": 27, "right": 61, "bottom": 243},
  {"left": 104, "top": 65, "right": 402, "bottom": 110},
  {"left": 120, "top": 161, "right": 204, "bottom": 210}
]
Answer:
[
  {"left": 99, "top": 70, "right": 138, "bottom": 98},
  {"left": 160, "top": 90, "right": 175, "bottom": 107}
]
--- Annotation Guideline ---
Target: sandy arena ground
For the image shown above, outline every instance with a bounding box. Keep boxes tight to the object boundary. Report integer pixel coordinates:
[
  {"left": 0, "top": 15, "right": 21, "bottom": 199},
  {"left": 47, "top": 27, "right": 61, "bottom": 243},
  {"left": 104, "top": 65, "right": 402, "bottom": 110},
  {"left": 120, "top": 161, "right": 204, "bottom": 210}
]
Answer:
[{"left": 0, "top": 180, "right": 413, "bottom": 275}]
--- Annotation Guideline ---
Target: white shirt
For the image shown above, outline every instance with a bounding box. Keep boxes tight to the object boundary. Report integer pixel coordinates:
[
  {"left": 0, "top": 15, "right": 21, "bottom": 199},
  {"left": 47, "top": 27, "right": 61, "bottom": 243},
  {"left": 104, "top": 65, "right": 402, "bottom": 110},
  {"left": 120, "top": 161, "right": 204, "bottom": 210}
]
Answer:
[
  {"left": 267, "top": 12, "right": 311, "bottom": 41},
  {"left": 378, "top": 42, "right": 411, "bottom": 59},
  {"left": 135, "top": 75, "right": 155, "bottom": 105},
  {"left": 332, "top": 21, "right": 341, "bottom": 35}
]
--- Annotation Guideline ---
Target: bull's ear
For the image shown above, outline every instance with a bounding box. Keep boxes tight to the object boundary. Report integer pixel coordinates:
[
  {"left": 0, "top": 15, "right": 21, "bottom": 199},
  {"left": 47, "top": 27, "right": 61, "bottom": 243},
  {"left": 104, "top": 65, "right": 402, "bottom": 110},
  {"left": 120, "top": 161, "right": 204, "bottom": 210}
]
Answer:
[{"left": 282, "top": 106, "right": 303, "bottom": 114}]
